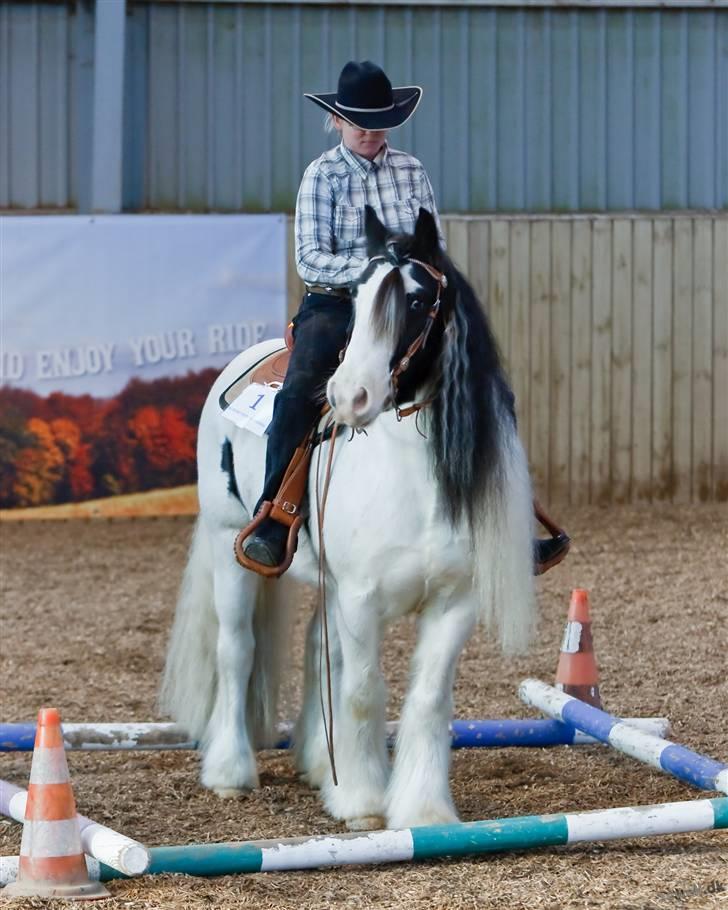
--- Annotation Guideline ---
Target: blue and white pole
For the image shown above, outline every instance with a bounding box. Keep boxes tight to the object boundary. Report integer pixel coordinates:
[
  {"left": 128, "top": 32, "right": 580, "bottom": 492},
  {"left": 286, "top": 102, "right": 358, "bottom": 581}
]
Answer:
[
  {"left": 0, "top": 717, "right": 670, "bottom": 753},
  {"left": 519, "top": 678, "right": 728, "bottom": 794},
  {"left": 1, "top": 798, "right": 726, "bottom": 884}
]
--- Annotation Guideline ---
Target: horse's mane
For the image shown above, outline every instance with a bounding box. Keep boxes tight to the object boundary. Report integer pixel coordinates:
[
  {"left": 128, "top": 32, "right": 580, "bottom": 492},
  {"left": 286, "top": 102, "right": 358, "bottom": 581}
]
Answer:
[
  {"left": 430, "top": 257, "right": 508, "bottom": 529},
  {"left": 359, "top": 234, "right": 510, "bottom": 530}
]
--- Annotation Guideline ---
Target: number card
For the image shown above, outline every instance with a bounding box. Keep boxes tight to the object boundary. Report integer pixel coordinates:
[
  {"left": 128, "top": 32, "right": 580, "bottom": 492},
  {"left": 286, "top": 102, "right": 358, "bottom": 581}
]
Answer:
[{"left": 222, "top": 382, "right": 279, "bottom": 436}]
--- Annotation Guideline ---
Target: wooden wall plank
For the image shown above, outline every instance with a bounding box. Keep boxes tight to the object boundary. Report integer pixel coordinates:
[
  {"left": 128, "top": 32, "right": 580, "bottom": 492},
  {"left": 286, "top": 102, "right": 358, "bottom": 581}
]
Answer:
[
  {"left": 570, "top": 219, "right": 592, "bottom": 504},
  {"left": 713, "top": 218, "right": 728, "bottom": 501},
  {"left": 591, "top": 220, "right": 612, "bottom": 504},
  {"left": 529, "top": 220, "right": 551, "bottom": 497},
  {"left": 447, "top": 217, "right": 469, "bottom": 275},
  {"left": 692, "top": 218, "right": 713, "bottom": 501},
  {"left": 509, "top": 221, "right": 531, "bottom": 443},
  {"left": 467, "top": 218, "right": 489, "bottom": 318},
  {"left": 611, "top": 218, "right": 633, "bottom": 503},
  {"left": 488, "top": 220, "right": 510, "bottom": 364},
  {"left": 549, "top": 220, "right": 571, "bottom": 504},
  {"left": 671, "top": 217, "right": 693, "bottom": 502},
  {"left": 632, "top": 219, "right": 653, "bottom": 501},
  {"left": 652, "top": 219, "right": 674, "bottom": 499},
  {"left": 441, "top": 218, "right": 452, "bottom": 251}
]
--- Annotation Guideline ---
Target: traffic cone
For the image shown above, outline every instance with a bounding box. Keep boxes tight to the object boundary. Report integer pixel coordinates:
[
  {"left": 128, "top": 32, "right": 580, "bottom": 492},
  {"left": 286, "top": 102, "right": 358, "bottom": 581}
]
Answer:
[
  {"left": 555, "top": 589, "right": 603, "bottom": 708},
  {"left": 3, "top": 707, "right": 109, "bottom": 901}
]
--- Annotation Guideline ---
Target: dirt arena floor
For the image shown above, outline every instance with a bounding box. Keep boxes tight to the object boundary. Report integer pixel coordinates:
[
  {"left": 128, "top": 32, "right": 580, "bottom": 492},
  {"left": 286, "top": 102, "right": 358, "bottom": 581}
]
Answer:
[{"left": 1, "top": 505, "right": 727, "bottom": 909}]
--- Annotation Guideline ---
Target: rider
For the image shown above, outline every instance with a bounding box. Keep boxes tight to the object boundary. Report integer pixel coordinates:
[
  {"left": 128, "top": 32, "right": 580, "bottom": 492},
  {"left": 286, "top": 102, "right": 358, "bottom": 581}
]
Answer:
[{"left": 243, "top": 60, "right": 568, "bottom": 572}]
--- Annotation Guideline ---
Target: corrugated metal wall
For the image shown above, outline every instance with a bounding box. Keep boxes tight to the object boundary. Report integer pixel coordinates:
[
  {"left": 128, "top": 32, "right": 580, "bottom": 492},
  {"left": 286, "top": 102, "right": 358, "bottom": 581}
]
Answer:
[
  {"left": 287, "top": 213, "right": 728, "bottom": 504},
  {"left": 1, "top": 2, "right": 726, "bottom": 213}
]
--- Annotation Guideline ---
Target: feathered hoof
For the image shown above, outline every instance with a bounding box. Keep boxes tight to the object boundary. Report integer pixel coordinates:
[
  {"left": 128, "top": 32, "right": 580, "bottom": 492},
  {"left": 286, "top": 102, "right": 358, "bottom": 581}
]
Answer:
[
  {"left": 346, "top": 814, "right": 386, "bottom": 832},
  {"left": 299, "top": 770, "right": 324, "bottom": 790},
  {"left": 388, "top": 803, "right": 458, "bottom": 829},
  {"left": 213, "top": 787, "right": 252, "bottom": 800}
]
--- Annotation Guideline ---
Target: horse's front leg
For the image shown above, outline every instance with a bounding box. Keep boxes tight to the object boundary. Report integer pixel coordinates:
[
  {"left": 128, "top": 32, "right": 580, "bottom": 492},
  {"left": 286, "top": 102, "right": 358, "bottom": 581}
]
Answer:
[
  {"left": 387, "top": 589, "right": 475, "bottom": 828},
  {"left": 201, "top": 529, "right": 260, "bottom": 797},
  {"left": 320, "top": 588, "right": 389, "bottom": 831}
]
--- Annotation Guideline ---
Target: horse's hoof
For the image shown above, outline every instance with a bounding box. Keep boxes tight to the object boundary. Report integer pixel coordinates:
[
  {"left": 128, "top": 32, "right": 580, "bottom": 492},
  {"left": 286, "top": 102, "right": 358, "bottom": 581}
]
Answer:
[
  {"left": 213, "top": 787, "right": 249, "bottom": 800},
  {"left": 346, "top": 815, "right": 386, "bottom": 831},
  {"left": 388, "top": 804, "right": 458, "bottom": 829},
  {"left": 299, "top": 770, "right": 324, "bottom": 790}
]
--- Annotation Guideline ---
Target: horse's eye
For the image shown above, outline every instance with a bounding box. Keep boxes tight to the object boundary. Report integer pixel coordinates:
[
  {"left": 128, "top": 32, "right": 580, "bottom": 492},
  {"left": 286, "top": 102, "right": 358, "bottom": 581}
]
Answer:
[{"left": 410, "top": 298, "right": 423, "bottom": 312}]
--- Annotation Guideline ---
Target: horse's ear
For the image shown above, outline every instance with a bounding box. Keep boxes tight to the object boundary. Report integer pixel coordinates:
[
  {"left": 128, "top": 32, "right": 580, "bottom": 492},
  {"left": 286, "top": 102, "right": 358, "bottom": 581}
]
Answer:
[
  {"left": 413, "top": 207, "right": 440, "bottom": 256},
  {"left": 364, "top": 204, "right": 389, "bottom": 256}
]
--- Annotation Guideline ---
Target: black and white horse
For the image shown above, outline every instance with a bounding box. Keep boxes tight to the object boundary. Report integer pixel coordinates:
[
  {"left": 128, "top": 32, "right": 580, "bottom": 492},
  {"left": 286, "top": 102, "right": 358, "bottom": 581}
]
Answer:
[{"left": 161, "top": 207, "right": 536, "bottom": 831}]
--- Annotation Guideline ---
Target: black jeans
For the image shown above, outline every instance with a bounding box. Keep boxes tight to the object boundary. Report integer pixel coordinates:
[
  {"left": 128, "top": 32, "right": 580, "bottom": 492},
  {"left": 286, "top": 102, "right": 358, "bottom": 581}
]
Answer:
[{"left": 255, "top": 292, "right": 353, "bottom": 514}]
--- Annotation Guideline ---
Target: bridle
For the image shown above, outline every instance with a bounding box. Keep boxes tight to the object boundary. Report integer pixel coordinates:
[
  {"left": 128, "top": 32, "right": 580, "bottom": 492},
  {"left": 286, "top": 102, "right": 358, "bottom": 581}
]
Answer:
[{"left": 368, "top": 254, "right": 448, "bottom": 420}]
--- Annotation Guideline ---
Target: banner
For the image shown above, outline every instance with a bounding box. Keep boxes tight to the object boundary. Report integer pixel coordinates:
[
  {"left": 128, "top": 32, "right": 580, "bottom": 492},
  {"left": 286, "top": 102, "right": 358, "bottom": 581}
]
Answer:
[{"left": 0, "top": 214, "right": 287, "bottom": 514}]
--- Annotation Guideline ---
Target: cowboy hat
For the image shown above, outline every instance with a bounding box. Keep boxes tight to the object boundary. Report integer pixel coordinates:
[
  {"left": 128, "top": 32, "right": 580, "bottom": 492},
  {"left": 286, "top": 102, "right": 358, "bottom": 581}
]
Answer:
[{"left": 305, "top": 60, "right": 422, "bottom": 130}]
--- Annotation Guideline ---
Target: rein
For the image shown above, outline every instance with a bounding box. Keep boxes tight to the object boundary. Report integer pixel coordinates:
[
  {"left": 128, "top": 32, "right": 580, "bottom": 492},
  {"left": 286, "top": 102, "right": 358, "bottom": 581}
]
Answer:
[{"left": 314, "top": 413, "right": 339, "bottom": 786}]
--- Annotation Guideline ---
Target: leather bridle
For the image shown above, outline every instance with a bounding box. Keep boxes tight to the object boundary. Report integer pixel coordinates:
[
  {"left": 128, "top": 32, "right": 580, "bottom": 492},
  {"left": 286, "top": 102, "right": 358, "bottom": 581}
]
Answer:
[{"left": 368, "top": 254, "right": 448, "bottom": 420}]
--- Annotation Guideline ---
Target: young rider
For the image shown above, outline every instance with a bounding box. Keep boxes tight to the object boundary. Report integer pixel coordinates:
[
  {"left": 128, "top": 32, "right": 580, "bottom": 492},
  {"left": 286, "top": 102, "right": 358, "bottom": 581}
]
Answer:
[{"left": 242, "top": 60, "right": 569, "bottom": 573}]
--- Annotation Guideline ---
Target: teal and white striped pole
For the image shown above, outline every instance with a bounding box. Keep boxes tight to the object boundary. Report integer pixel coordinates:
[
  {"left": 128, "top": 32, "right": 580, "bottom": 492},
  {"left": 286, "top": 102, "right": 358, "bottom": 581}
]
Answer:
[{"left": 1, "top": 798, "right": 726, "bottom": 884}]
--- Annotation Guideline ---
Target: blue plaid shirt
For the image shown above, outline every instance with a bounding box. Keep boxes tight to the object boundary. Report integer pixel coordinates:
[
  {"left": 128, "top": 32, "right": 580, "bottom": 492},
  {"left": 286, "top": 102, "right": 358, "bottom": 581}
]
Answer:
[{"left": 295, "top": 141, "right": 444, "bottom": 288}]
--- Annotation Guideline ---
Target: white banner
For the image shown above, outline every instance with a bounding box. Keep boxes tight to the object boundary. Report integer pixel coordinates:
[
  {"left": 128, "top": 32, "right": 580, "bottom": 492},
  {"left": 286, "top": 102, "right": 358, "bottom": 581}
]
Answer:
[{"left": 0, "top": 214, "right": 287, "bottom": 397}]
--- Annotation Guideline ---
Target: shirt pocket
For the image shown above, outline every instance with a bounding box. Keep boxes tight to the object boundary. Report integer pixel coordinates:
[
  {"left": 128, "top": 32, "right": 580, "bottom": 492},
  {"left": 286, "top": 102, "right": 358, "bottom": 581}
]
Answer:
[
  {"left": 389, "top": 197, "right": 420, "bottom": 234},
  {"left": 332, "top": 204, "right": 363, "bottom": 247}
]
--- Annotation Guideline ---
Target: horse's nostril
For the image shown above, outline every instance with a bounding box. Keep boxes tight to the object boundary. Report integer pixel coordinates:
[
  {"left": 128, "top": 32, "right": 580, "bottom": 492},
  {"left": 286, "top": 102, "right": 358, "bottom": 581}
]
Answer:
[{"left": 352, "top": 387, "right": 369, "bottom": 414}]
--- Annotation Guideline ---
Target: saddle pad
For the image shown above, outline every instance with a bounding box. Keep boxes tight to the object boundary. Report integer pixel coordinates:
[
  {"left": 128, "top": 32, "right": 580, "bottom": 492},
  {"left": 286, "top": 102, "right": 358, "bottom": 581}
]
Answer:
[
  {"left": 219, "top": 346, "right": 290, "bottom": 411},
  {"left": 222, "top": 382, "right": 278, "bottom": 436}
]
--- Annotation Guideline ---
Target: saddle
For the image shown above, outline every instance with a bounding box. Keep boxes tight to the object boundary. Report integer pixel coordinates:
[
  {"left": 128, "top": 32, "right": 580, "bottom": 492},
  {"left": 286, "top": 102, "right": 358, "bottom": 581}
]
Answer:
[
  {"left": 227, "top": 328, "right": 570, "bottom": 578},
  {"left": 219, "top": 323, "right": 293, "bottom": 411}
]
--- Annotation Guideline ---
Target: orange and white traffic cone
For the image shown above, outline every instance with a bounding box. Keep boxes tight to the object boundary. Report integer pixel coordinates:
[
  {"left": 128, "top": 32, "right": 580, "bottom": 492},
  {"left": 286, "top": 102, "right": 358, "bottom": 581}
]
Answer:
[
  {"left": 555, "top": 588, "right": 603, "bottom": 708},
  {"left": 3, "top": 707, "right": 109, "bottom": 901}
]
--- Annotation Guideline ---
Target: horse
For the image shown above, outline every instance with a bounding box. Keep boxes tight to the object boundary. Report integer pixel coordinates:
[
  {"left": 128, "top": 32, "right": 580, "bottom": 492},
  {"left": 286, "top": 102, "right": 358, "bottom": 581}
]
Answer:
[{"left": 160, "top": 206, "right": 536, "bottom": 831}]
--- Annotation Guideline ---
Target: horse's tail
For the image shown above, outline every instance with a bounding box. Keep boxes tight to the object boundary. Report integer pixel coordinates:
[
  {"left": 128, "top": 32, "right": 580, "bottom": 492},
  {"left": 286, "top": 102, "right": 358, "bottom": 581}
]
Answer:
[
  {"left": 159, "top": 517, "right": 219, "bottom": 740},
  {"left": 246, "top": 575, "right": 295, "bottom": 749},
  {"left": 159, "top": 515, "right": 292, "bottom": 747},
  {"left": 475, "top": 406, "right": 537, "bottom": 655}
]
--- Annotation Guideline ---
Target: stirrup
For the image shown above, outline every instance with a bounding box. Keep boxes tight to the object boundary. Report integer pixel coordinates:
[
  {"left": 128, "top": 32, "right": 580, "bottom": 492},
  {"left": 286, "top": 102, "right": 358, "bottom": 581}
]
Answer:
[{"left": 234, "top": 501, "right": 303, "bottom": 578}]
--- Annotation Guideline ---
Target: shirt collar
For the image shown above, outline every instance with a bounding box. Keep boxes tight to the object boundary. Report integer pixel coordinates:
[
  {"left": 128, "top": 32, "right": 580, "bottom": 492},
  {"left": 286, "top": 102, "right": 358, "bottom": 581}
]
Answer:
[{"left": 339, "top": 140, "right": 389, "bottom": 176}]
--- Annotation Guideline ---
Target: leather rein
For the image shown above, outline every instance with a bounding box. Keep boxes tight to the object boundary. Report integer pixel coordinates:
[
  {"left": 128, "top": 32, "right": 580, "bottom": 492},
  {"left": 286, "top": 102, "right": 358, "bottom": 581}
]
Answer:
[{"left": 316, "top": 255, "right": 447, "bottom": 786}]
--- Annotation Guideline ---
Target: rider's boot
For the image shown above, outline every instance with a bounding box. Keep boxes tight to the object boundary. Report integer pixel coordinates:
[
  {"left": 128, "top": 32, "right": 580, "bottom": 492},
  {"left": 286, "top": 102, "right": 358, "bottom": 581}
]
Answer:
[
  {"left": 533, "top": 499, "right": 570, "bottom": 575},
  {"left": 534, "top": 534, "right": 570, "bottom": 575},
  {"left": 242, "top": 517, "right": 290, "bottom": 568},
  {"left": 242, "top": 390, "right": 317, "bottom": 569}
]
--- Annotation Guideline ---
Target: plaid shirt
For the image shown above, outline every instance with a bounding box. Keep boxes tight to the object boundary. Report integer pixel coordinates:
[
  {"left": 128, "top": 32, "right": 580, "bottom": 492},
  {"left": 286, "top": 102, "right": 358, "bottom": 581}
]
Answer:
[{"left": 295, "top": 141, "right": 445, "bottom": 288}]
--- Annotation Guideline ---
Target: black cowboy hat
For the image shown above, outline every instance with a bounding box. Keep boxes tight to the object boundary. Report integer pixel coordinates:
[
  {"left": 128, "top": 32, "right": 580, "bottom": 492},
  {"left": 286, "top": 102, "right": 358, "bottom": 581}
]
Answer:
[{"left": 305, "top": 60, "right": 422, "bottom": 131}]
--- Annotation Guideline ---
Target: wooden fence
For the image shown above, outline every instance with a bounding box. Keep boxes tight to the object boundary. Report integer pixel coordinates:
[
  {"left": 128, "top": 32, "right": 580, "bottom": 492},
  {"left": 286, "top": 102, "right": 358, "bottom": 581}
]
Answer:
[{"left": 287, "top": 214, "right": 728, "bottom": 505}]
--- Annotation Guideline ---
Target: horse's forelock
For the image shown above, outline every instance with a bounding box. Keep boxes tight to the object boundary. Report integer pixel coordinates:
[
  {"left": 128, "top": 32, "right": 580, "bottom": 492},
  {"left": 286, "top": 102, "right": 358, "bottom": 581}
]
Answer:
[{"left": 370, "top": 266, "right": 406, "bottom": 343}]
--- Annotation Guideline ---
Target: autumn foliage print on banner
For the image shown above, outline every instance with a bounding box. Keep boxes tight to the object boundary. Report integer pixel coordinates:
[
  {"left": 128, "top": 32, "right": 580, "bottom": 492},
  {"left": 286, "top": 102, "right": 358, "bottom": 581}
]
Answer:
[{"left": 0, "top": 372, "right": 216, "bottom": 509}]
